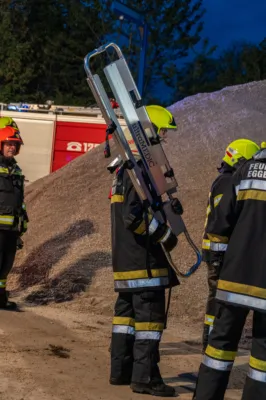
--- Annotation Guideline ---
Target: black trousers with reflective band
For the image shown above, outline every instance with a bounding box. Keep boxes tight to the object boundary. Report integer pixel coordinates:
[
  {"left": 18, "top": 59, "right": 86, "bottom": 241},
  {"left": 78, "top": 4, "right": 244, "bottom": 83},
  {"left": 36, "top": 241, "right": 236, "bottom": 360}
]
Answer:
[
  {"left": 110, "top": 290, "right": 165, "bottom": 384},
  {"left": 195, "top": 303, "right": 266, "bottom": 400}
]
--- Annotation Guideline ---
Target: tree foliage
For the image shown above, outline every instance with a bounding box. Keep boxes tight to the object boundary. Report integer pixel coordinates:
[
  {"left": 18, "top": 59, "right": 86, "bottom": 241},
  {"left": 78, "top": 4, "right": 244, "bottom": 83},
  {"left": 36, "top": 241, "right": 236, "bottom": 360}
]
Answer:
[
  {"left": 170, "top": 39, "right": 266, "bottom": 103},
  {"left": 0, "top": 0, "right": 265, "bottom": 106},
  {"left": 0, "top": 0, "right": 114, "bottom": 104},
  {"left": 112, "top": 0, "right": 213, "bottom": 103}
]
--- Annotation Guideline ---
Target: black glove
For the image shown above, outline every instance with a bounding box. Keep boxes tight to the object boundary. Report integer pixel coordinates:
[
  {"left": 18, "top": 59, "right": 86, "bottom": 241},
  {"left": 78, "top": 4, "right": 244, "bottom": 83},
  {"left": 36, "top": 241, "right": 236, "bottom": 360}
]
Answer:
[
  {"left": 171, "top": 198, "right": 183, "bottom": 215},
  {"left": 156, "top": 224, "right": 178, "bottom": 252},
  {"left": 209, "top": 250, "right": 224, "bottom": 268},
  {"left": 17, "top": 237, "right": 24, "bottom": 250}
]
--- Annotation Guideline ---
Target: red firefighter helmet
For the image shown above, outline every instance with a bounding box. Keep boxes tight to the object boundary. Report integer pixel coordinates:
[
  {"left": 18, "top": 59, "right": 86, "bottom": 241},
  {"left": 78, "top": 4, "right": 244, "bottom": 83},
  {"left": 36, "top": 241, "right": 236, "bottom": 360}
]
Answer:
[{"left": 0, "top": 126, "right": 24, "bottom": 155}]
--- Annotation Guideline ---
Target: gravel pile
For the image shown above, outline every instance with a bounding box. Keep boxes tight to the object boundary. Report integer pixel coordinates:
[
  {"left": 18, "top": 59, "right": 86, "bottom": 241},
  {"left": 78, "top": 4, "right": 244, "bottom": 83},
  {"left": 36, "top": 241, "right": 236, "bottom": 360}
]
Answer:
[{"left": 9, "top": 80, "right": 266, "bottom": 326}]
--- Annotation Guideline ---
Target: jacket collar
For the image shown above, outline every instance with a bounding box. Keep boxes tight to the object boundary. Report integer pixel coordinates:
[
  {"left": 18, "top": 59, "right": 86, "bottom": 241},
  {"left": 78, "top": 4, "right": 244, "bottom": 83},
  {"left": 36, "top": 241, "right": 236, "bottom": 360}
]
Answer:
[{"left": 253, "top": 149, "right": 266, "bottom": 161}]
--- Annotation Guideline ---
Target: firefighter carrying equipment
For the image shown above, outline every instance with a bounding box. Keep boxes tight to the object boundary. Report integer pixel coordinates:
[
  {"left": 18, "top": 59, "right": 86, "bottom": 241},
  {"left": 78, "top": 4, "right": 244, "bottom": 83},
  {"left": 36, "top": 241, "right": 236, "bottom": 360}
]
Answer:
[
  {"left": 194, "top": 303, "right": 266, "bottom": 400},
  {"left": 84, "top": 42, "right": 201, "bottom": 278},
  {"left": 110, "top": 165, "right": 179, "bottom": 292},
  {"left": 0, "top": 126, "right": 24, "bottom": 155},
  {"left": 206, "top": 148, "right": 266, "bottom": 312}
]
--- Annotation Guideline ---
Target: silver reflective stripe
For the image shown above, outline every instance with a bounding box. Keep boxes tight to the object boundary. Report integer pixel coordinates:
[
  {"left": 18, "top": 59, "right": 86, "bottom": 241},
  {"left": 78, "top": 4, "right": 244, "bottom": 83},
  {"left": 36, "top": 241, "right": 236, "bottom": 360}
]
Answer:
[
  {"left": 248, "top": 367, "right": 266, "bottom": 383},
  {"left": 202, "top": 355, "right": 233, "bottom": 371},
  {"left": 160, "top": 228, "right": 171, "bottom": 243},
  {"left": 228, "top": 147, "right": 238, "bottom": 155},
  {"left": 216, "top": 289, "right": 266, "bottom": 311},
  {"left": 115, "top": 276, "right": 169, "bottom": 289},
  {"left": 149, "top": 218, "right": 159, "bottom": 235},
  {"left": 214, "top": 195, "right": 222, "bottom": 206},
  {"left": 210, "top": 243, "right": 228, "bottom": 251},
  {"left": 235, "top": 185, "right": 239, "bottom": 196},
  {"left": 0, "top": 216, "right": 14, "bottom": 224},
  {"left": 209, "top": 326, "right": 213, "bottom": 334},
  {"left": 112, "top": 325, "right": 135, "bottom": 335},
  {"left": 135, "top": 331, "right": 162, "bottom": 340},
  {"left": 239, "top": 179, "right": 266, "bottom": 191}
]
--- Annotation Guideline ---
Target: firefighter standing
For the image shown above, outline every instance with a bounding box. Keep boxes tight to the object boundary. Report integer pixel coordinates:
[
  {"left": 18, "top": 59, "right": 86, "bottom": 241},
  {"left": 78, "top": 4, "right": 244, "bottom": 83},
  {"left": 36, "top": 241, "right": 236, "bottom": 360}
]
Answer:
[
  {"left": 0, "top": 120, "right": 27, "bottom": 310},
  {"left": 201, "top": 139, "right": 260, "bottom": 352},
  {"left": 109, "top": 106, "right": 181, "bottom": 397},
  {"left": 194, "top": 143, "right": 266, "bottom": 400}
]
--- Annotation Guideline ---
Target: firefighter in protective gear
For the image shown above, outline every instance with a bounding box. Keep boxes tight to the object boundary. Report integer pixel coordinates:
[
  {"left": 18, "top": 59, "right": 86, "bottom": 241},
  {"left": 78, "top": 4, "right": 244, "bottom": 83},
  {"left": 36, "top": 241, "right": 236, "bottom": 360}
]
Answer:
[
  {"left": 193, "top": 144, "right": 266, "bottom": 400},
  {"left": 201, "top": 139, "right": 260, "bottom": 353},
  {"left": 109, "top": 105, "right": 180, "bottom": 397},
  {"left": 0, "top": 121, "right": 27, "bottom": 310}
]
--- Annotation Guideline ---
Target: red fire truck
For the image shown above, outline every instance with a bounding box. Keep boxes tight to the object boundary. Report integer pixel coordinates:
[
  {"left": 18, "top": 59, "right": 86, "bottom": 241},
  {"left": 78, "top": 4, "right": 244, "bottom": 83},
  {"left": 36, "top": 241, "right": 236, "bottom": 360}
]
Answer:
[{"left": 0, "top": 102, "right": 125, "bottom": 183}]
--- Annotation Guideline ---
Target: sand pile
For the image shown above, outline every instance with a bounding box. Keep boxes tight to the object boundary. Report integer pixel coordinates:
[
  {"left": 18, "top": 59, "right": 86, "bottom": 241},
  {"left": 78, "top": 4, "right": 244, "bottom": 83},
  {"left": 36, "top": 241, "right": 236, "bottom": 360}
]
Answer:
[{"left": 9, "top": 80, "right": 266, "bottom": 325}]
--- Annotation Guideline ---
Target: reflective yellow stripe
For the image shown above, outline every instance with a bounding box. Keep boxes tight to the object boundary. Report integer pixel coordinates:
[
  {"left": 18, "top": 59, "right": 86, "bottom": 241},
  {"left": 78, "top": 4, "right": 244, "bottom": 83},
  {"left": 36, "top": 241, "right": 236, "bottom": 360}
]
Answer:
[
  {"left": 111, "top": 195, "right": 124, "bottom": 203},
  {"left": 218, "top": 280, "right": 266, "bottom": 300},
  {"left": 134, "top": 219, "right": 146, "bottom": 234},
  {"left": 206, "top": 205, "right": 211, "bottom": 216},
  {"left": 250, "top": 356, "right": 266, "bottom": 372},
  {"left": 0, "top": 215, "right": 14, "bottom": 225},
  {"left": 112, "top": 317, "right": 135, "bottom": 327},
  {"left": 114, "top": 268, "right": 168, "bottom": 281},
  {"left": 207, "top": 234, "right": 228, "bottom": 244},
  {"left": 0, "top": 280, "right": 6, "bottom": 288},
  {"left": 0, "top": 167, "right": 8, "bottom": 174},
  {"left": 214, "top": 194, "right": 223, "bottom": 207},
  {"left": 204, "top": 314, "right": 215, "bottom": 326},
  {"left": 22, "top": 203, "right": 26, "bottom": 210},
  {"left": 237, "top": 190, "right": 266, "bottom": 201},
  {"left": 202, "top": 239, "right": 210, "bottom": 250},
  {"left": 135, "top": 322, "right": 164, "bottom": 332},
  {"left": 206, "top": 345, "right": 236, "bottom": 361}
]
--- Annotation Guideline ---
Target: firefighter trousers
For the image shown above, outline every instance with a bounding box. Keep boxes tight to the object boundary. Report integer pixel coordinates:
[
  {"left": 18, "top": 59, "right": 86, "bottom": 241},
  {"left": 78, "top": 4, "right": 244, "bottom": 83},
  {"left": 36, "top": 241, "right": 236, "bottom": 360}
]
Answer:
[
  {"left": 194, "top": 302, "right": 266, "bottom": 400},
  {"left": 202, "top": 262, "right": 222, "bottom": 352},
  {"left": 110, "top": 289, "right": 165, "bottom": 384},
  {"left": 0, "top": 231, "right": 17, "bottom": 295}
]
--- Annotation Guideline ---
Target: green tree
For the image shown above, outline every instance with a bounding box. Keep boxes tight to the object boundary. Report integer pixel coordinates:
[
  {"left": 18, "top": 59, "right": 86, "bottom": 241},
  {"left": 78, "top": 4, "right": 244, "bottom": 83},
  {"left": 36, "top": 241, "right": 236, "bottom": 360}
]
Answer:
[
  {"left": 111, "top": 0, "right": 214, "bottom": 102},
  {"left": 0, "top": 0, "right": 34, "bottom": 101},
  {"left": 0, "top": 0, "right": 115, "bottom": 105}
]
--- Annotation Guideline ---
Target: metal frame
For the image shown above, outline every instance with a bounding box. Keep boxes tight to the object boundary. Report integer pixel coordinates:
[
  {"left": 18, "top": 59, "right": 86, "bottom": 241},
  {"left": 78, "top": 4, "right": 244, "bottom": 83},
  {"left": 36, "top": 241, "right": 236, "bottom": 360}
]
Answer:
[{"left": 84, "top": 42, "right": 201, "bottom": 278}]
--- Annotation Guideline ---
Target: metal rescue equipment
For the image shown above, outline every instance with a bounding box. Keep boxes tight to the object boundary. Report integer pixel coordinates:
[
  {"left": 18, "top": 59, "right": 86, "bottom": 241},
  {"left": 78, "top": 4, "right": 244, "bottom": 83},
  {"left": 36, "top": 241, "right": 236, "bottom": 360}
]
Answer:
[{"left": 84, "top": 42, "right": 201, "bottom": 278}]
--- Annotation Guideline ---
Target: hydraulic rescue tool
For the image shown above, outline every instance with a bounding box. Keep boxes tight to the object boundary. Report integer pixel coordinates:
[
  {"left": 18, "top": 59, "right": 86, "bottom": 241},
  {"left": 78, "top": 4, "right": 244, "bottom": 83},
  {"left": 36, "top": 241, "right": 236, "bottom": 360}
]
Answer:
[{"left": 84, "top": 42, "right": 201, "bottom": 278}]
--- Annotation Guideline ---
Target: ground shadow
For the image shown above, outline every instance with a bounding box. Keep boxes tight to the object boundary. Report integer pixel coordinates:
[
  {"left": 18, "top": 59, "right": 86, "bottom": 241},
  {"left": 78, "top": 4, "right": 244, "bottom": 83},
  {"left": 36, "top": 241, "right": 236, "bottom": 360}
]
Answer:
[
  {"left": 160, "top": 340, "right": 249, "bottom": 392},
  {"left": 160, "top": 340, "right": 202, "bottom": 356},
  {"left": 24, "top": 250, "right": 112, "bottom": 305},
  {"left": 12, "top": 219, "right": 95, "bottom": 290}
]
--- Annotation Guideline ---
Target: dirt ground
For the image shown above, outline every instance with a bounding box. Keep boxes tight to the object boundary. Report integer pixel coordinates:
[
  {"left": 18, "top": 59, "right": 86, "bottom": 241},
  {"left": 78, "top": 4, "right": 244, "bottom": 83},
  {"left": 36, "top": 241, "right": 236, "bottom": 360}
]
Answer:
[
  {"left": 1, "top": 293, "right": 249, "bottom": 400},
  {"left": 5, "top": 80, "right": 266, "bottom": 399}
]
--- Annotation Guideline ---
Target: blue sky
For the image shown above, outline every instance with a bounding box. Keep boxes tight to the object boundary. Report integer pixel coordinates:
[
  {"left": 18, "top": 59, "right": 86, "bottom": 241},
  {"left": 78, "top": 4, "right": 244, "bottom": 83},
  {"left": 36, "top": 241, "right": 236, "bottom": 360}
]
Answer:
[{"left": 202, "top": 0, "right": 266, "bottom": 51}]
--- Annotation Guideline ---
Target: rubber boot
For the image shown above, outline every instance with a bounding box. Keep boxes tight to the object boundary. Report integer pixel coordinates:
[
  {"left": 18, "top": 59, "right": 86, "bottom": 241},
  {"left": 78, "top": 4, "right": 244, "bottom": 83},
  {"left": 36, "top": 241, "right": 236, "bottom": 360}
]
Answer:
[
  {"left": 131, "top": 382, "right": 176, "bottom": 397},
  {"left": 109, "top": 377, "right": 131, "bottom": 385},
  {"left": 0, "top": 292, "right": 17, "bottom": 310}
]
